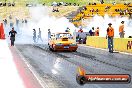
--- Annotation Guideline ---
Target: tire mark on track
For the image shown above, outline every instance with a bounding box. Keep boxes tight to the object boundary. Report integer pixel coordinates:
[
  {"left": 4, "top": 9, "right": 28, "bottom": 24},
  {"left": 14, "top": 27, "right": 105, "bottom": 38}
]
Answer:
[
  {"left": 72, "top": 52, "right": 132, "bottom": 72},
  {"left": 34, "top": 45, "right": 69, "bottom": 59},
  {"left": 16, "top": 45, "right": 75, "bottom": 88},
  {"left": 34, "top": 45, "right": 132, "bottom": 71}
]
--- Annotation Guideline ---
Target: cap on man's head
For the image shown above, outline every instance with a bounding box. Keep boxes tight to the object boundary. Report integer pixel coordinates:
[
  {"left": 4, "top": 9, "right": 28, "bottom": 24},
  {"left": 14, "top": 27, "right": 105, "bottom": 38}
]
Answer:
[
  {"left": 67, "top": 27, "right": 69, "bottom": 29},
  {"left": 121, "top": 21, "right": 124, "bottom": 23},
  {"left": 108, "top": 23, "right": 112, "bottom": 25}
]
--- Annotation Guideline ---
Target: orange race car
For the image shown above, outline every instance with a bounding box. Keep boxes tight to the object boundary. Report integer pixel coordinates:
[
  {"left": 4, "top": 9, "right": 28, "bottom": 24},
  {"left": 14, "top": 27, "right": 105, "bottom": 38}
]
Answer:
[{"left": 48, "top": 32, "right": 78, "bottom": 52}]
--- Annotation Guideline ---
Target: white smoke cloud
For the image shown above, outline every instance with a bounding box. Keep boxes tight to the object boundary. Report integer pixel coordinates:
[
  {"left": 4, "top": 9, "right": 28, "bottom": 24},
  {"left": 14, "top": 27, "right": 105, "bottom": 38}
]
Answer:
[
  {"left": 85, "top": 14, "right": 132, "bottom": 37},
  {"left": 12, "top": 6, "right": 77, "bottom": 44},
  {"left": 6, "top": 6, "right": 132, "bottom": 44}
]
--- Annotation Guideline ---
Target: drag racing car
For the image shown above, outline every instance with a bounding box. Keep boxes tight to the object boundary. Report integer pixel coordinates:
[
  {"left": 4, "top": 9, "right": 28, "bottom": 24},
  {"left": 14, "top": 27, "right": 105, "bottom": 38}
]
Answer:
[{"left": 48, "top": 32, "right": 78, "bottom": 52}]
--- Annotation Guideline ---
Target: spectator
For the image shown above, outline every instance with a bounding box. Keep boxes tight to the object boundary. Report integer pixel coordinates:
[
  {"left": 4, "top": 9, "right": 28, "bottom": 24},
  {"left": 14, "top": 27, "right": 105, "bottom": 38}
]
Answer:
[
  {"left": 3, "top": 19, "right": 7, "bottom": 27},
  {"left": 3, "top": 3, "right": 6, "bottom": 6},
  {"left": 8, "top": 2, "right": 11, "bottom": 7},
  {"left": 83, "top": 6, "right": 87, "bottom": 11},
  {"left": 16, "top": 18, "right": 19, "bottom": 26},
  {"left": 37, "top": 28, "right": 43, "bottom": 42},
  {"left": 25, "top": 19, "right": 27, "bottom": 24},
  {"left": 106, "top": 23, "right": 114, "bottom": 53},
  {"left": 48, "top": 29, "right": 51, "bottom": 39},
  {"left": 112, "top": 2, "right": 116, "bottom": 5},
  {"left": 56, "top": 8, "right": 59, "bottom": 12},
  {"left": 0, "top": 2, "right": 2, "bottom": 6},
  {"left": 95, "top": 27, "right": 100, "bottom": 36},
  {"left": 76, "top": 34, "right": 80, "bottom": 42},
  {"left": 78, "top": 28, "right": 83, "bottom": 33},
  {"left": 12, "top": 2, "right": 15, "bottom": 6},
  {"left": 84, "top": 34, "right": 88, "bottom": 44},
  {"left": 79, "top": 32, "right": 84, "bottom": 44},
  {"left": 92, "top": 8, "right": 94, "bottom": 12},
  {"left": 33, "top": 29, "right": 36, "bottom": 43},
  {"left": 100, "top": 0, "right": 104, "bottom": 4},
  {"left": 73, "top": 3, "right": 76, "bottom": 6},
  {"left": 52, "top": 6, "right": 59, "bottom": 12},
  {"left": 65, "top": 27, "right": 70, "bottom": 32},
  {"left": 10, "top": 20, "right": 14, "bottom": 28},
  {"left": 92, "top": 27, "right": 95, "bottom": 36},
  {"left": 93, "top": 3, "right": 96, "bottom": 5},
  {"left": 43, "top": 3, "right": 45, "bottom": 6},
  {"left": 9, "top": 27, "right": 17, "bottom": 46},
  {"left": 96, "top": 9, "right": 99, "bottom": 12},
  {"left": 22, "top": 19, "right": 24, "bottom": 23},
  {"left": 89, "top": 29, "right": 93, "bottom": 36},
  {"left": 9, "top": 15, "right": 12, "bottom": 20},
  {"left": 119, "top": 21, "right": 125, "bottom": 38},
  {"left": 89, "top": 3, "right": 91, "bottom": 5},
  {"left": 69, "top": 3, "right": 71, "bottom": 6}
]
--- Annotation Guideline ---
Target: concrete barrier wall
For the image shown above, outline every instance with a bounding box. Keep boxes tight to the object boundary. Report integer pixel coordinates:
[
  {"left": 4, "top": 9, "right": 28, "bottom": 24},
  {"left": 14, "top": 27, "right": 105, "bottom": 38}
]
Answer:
[{"left": 86, "top": 36, "right": 132, "bottom": 53}]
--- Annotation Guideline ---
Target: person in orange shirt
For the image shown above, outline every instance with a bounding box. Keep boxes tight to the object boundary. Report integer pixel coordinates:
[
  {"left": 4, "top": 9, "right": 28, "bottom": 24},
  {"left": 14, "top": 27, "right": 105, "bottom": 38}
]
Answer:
[
  {"left": 106, "top": 23, "right": 114, "bottom": 53},
  {"left": 78, "top": 28, "right": 83, "bottom": 33},
  {"left": 119, "top": 21, "right": 125, "bottom": 38},
  {"left": 95, "top": 27, "right": 99, "bottom": 36}
]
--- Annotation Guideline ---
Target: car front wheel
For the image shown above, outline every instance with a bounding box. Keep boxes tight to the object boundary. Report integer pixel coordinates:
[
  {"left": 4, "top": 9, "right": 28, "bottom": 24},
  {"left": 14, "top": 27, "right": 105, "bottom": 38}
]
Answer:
[{"left": 49, "top": 45, "right": 53, "bottom": 51}]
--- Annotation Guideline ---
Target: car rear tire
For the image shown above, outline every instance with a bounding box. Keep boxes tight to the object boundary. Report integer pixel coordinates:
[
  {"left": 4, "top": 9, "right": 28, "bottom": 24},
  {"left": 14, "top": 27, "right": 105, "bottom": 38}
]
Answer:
[
  {"left": 49, "top": 45, "right": 57, "bottom": 52},
  {"left": 73, "top": 50, "right": 77, "bottom": 52},
  {"left": 49, "top": 47, "right": 53, "bottom": 51},
  {"left": 52, "top": 48, "right": 57, "bottom": 52}
]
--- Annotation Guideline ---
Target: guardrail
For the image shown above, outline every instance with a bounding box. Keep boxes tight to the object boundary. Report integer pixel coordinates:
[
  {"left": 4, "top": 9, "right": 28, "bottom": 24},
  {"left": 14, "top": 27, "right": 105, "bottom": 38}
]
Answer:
[{"left": 86, "top": 36, "right": 132, "bottom": 53}]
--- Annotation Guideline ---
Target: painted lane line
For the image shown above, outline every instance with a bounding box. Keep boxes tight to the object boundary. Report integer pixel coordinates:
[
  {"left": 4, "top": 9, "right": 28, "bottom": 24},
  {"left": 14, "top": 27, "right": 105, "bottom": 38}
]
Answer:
[{"left": 14, "top": 46, "right": 49, "bottom": 88}]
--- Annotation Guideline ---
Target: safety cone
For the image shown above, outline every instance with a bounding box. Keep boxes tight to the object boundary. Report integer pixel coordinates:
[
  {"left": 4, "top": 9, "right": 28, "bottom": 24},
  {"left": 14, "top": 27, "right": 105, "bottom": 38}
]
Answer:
[{"left": 0, "top": 23, "right": 5, "bottom": 39}]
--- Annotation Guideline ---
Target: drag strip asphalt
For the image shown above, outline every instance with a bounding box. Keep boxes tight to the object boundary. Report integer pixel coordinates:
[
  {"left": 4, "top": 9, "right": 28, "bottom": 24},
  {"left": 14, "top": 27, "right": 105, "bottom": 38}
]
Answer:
[{"left": 16, "top": 44, "right": 132, "bottom": 88}]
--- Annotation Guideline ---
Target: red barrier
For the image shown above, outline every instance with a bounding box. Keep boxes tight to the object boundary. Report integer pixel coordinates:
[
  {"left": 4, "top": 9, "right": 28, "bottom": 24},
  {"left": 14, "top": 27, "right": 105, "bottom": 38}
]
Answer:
[{"left": 0, "top": 23, "right": 5, "bottom": 39}]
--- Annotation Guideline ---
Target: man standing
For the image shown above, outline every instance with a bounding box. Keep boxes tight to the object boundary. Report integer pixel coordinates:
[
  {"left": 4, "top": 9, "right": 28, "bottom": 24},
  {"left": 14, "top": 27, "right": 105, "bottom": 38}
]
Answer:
[
  {"left": 33, "top": 29, "right": 36, "bottom": 43},
  {"left": 92, "top": 27, "right": 95, "bottom": 36},
  {"left": 16, "top": 18, "right": 19, "bottom": 26},
  {"left": 78, "top": 28, "right": 83, "bottom": 33},
  {"left": 65, "top": 27, "right": 70, "bottom": 32},
  {"left": 10, "top": 20, "right": 14, "bottom": 28},
  {"left": 89, "top": 29, "right": 92, "bottom": 36},
  {"left": 9, "top": 27, "right": 17, "bottom": 46},
  {"left": 95, "top": 27, "right": 100, "bottom": 36},
  {"left": 37, "top": 28, "right": 43, "bottom": 42},
  {"left": 106, "top": 23, "right": 114, "bottom": 53},
  {"left": 119, "top": 21, "right": 125, "bottom": 38},
  {"left": 3, "top": 19, "right": 7, "bottom": 27},
  {"left": 48, "top": 29, "right": 51, "bottom": 39}
]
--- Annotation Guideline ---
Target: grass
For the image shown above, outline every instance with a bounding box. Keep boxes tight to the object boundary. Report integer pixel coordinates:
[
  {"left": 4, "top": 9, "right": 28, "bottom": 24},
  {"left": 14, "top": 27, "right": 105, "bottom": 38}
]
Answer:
[{"left": 0, "top": 0, "right": 132, "bottom": 6}]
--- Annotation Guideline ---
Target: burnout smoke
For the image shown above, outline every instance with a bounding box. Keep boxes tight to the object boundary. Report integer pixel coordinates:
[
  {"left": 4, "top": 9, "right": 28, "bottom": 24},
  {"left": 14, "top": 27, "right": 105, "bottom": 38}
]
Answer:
[
  {"left": 11, "top": 6, "right": 77, "bottom": 44},
  {"left": 85, "top": 14, "right": 132, "bottom": 37},
  {"left": 6, "top": 6, "right": 132, "bottom": 44}
]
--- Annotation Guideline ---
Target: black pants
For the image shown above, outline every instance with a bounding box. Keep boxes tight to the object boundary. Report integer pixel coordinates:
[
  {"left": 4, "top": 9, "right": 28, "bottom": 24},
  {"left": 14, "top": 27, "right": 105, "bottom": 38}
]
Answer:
[{"left": 10, "top": 37, "right": 15, "bottom": 46}]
